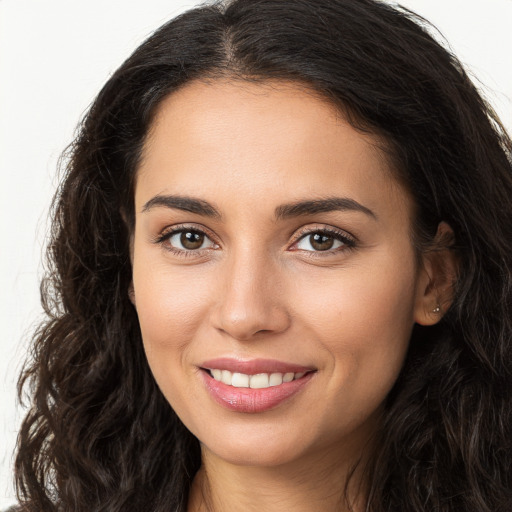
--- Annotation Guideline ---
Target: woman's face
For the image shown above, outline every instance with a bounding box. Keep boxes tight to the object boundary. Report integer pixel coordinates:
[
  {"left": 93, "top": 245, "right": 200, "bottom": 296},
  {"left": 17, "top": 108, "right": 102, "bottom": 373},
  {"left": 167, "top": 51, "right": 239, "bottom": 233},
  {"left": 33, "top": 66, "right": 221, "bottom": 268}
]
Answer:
[{"left": 132, "top": 80, "right": 433, "bottom": 467}]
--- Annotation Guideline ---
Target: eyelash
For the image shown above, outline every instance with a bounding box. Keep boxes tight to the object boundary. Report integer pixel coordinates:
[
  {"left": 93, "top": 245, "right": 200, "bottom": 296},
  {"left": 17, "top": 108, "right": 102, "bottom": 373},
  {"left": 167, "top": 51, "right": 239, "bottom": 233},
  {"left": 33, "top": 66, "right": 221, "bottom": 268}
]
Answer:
[
  {"left": 153, "top": 224, "right": 357, "bottom": 257},
  {"left": 290, "top": 226, "right": 357, "bottom": 256},
  {"left": 153, "top": 224, "right": 218, "bottom": 257}
]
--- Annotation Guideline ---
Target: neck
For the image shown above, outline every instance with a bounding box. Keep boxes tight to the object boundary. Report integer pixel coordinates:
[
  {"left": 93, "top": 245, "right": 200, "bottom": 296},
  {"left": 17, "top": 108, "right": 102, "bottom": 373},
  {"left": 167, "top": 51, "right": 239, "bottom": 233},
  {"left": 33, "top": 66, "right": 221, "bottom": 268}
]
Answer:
[{"left": 188, "top": 443, "right": 371, "bottom": 512}]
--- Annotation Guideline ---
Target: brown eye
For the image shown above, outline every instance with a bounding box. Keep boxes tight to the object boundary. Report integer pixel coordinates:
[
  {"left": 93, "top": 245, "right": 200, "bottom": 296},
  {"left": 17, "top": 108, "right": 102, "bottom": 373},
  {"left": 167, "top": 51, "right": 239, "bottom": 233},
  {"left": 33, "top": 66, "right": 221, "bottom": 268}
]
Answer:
[
  {"left": 180, "top": 231, "right": 205, "bottom": 250},
  {"left": 165, "top": 229, "right": 216, "bottom": 252},
  {"left": 309, "top": 233, "right": 334, "bottom": 251},
  {"left": 295, "top": 230, "right": 351, "bottom": 252}
]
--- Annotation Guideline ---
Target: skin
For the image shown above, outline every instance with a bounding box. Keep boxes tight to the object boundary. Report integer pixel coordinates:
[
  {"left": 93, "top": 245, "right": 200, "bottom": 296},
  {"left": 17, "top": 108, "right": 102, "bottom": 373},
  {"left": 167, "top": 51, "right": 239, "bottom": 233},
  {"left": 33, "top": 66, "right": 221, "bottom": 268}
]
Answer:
[{"left": 131, "top": 79, "right": 452, "bottom": 511}]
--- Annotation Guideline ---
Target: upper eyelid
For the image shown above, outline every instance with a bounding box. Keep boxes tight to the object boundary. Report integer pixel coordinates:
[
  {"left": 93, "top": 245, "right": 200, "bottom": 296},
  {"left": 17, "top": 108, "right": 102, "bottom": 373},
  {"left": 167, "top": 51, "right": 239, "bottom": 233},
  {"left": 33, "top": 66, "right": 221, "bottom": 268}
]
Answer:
[
  {"left": 157, "top": 223, "right": 217, "bottom": 241},
  {"left": 154, "top": 225, "right": 218, "bottom": 256},
  {"left": 291, "top": 224, "right": 357, "bottom": 244}
]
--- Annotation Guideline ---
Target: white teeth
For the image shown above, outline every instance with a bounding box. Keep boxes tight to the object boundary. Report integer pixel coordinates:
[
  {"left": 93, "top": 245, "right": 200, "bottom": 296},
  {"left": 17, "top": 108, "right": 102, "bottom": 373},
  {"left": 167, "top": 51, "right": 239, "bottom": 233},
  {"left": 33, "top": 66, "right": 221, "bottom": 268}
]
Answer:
[
  {"left": 269, "top": 373, "right": 283, "bottom": 386},
  {"left": 221, "top": 370, "right": 232, "bottom": 385},
  {"left": 209, "top": 369, "right": 308, "bottom": 388},
  {"left": 249, "top": 373, "right": 269, "bottom": 389},
  {"left": 231, "top": 372, "right": 249, "bottom": 388},
  {"left": 211, "top": 369, "right": 222, "bottom": 381}
]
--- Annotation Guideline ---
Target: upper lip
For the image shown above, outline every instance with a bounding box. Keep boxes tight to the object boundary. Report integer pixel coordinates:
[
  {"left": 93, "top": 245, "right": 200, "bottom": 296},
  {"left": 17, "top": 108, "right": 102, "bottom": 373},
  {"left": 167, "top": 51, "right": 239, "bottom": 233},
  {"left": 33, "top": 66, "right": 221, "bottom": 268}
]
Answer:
[{"left": 200, "top": 357, "right": 315, "bottom": 375}]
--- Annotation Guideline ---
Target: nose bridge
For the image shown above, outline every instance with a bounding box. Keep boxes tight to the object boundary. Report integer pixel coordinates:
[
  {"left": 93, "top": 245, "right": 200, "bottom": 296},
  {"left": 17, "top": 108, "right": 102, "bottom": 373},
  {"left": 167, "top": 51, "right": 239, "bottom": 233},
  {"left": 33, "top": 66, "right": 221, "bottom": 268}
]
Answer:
[{"left": 213, "top": 244, "right": 290, "bottom": 340}]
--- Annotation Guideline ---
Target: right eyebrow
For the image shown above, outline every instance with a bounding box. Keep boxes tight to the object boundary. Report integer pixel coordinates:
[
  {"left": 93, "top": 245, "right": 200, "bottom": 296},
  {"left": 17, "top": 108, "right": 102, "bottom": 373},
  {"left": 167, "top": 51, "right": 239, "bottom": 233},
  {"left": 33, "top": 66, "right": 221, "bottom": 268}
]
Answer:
[
  {"left": 275, "top": 196, "right": 377, "bottom": 221},
  {"left": 141, "top": 194, "right": 222, "bottom": 218}
]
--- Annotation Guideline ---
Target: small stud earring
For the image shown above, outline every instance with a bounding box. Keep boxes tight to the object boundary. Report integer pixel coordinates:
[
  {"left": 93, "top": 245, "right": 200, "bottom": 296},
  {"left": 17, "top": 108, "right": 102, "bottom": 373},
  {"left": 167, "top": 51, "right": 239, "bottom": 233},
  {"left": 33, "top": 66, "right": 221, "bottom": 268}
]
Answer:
[{"left": 432, "top": 305, "right": 441, "bottom": 314}]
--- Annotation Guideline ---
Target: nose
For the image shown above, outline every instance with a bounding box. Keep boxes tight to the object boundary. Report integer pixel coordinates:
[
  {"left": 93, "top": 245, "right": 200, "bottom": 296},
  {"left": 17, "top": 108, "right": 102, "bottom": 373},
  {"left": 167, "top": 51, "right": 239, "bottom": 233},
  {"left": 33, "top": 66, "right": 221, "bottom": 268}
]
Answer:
[{"left": 211, "top": 250, "right": 291, "bottom": 341}]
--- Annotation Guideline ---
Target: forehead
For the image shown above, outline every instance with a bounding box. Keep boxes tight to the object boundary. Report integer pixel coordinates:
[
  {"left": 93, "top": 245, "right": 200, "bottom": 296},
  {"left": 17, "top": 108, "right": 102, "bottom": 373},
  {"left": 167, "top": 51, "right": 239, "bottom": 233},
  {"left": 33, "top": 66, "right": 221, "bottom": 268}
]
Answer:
[{"left": 136, "top": 79, "right": 411, "bottom": 221}]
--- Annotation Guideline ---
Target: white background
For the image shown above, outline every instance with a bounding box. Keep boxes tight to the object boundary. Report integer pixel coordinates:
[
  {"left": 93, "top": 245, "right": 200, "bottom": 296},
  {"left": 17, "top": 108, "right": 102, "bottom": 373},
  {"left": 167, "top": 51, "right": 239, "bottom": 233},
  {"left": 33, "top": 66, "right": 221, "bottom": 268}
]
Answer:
[{"left": 1, "top": 0, "right": 511, "bottom": 507}]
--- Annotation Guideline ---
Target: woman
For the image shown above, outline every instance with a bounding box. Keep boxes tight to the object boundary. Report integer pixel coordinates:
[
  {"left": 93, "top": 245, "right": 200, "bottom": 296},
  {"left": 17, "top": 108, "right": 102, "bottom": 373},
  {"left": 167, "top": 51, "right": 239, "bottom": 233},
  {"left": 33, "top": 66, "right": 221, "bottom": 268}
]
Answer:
[{"left": 13, "top": 0, "right": 512, "bottom": 511}]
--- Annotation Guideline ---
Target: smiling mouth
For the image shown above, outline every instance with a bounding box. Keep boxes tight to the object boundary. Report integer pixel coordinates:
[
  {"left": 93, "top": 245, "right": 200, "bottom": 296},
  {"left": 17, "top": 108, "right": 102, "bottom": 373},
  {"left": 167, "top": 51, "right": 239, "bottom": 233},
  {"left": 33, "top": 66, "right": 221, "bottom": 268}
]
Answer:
[
  {"left": 200, "top": 364, "right": 316, "bottom": 413},
  {"left": 204, "top": 369, "right": 310, "bottom": 389}
]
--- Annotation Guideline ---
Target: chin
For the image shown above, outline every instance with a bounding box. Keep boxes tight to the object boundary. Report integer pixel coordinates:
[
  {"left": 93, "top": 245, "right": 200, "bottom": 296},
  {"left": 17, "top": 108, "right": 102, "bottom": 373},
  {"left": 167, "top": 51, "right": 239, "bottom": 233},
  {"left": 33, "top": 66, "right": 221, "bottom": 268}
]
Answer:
[
  {"left": 198, "top": 424, "right": 314, "bottom": 468},
  {"left": 204, "top": 442, "right": 306, "bottom": 468}
]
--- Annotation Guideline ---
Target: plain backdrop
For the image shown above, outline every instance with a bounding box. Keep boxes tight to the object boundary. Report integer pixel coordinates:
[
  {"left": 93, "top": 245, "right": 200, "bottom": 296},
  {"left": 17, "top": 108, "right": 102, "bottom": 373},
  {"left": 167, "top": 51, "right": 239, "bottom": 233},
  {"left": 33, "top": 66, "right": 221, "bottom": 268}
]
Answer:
[{"left": 1, "top": 0, "right": 511, "bottom": 507}]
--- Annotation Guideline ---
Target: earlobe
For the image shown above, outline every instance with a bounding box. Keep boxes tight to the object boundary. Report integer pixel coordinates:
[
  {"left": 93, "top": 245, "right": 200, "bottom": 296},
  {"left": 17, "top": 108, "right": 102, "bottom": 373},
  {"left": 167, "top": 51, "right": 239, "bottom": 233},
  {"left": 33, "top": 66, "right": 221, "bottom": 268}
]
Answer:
[
  {"left": 415, "top": 301, "right": 444, "bottom": 326},
  {"left": 414, "top": 222, "right": 458, "bottom": 326}
]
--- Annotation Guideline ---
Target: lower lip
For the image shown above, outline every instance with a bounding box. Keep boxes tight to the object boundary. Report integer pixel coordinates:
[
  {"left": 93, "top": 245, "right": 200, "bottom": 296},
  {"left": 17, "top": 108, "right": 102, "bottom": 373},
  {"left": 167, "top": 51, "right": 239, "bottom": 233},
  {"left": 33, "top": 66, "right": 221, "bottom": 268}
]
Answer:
[{"left": 201, "top": 370, "right": 314, "bottom": 413}]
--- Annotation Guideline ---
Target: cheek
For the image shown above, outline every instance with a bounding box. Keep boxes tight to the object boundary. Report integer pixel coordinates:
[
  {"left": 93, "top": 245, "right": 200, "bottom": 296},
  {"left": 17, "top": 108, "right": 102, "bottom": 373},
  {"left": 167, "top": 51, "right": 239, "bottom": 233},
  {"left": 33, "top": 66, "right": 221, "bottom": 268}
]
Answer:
[
  {"left": 132, "top": 251, "right": 213, "bottom": 371},
  {"left": 132, "top": 259, "right": 217, "bottom": 425},
  {"left": 296, "top": 258, "right": 416, "bottom": 338},
  {"left": 294, "top": 252, "right": 417, "bottom": 402}
]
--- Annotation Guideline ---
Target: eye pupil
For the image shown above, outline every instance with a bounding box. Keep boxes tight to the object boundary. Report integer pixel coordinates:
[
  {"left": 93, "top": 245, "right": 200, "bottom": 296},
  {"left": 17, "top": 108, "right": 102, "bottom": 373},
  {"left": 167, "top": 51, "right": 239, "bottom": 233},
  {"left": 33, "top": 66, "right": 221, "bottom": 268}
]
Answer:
[
  {"left": 180, "top": 231, "right": 204, "bottom": 250},
  {"left": 310, "top": 233, "right": 334, "bottom": 251}
]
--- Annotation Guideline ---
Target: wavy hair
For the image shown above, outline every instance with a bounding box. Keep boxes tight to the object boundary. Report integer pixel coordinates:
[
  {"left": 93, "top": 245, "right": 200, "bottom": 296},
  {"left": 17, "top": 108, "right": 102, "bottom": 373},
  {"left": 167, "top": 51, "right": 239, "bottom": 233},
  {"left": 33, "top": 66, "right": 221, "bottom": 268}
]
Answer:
[{"left": 15, "top": 0, "right": 512, "bottom": 511}]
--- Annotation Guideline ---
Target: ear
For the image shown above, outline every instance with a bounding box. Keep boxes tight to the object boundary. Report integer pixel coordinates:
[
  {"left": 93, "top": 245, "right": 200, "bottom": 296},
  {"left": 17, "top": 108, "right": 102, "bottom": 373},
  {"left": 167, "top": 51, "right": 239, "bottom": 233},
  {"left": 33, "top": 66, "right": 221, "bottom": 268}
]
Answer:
[
  {"left": 414, "top": 222, "right": 458, "bottom": 326},
  {"left": 128, "top": 281, "right": 136, "bottom": 307},
  {"left": 127, "top": 241, "right": 135, "bottom": 307}
]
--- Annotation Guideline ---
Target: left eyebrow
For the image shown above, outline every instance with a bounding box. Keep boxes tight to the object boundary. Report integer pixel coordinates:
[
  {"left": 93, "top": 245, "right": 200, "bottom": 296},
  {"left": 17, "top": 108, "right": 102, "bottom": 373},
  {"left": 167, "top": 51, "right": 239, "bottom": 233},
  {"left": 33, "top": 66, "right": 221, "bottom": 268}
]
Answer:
[
  {"left": 141, "top": 194, "right": 221, "bottom": 218},
  {"left": 275, "top": 197, "right": 377, "bottom": 220}
]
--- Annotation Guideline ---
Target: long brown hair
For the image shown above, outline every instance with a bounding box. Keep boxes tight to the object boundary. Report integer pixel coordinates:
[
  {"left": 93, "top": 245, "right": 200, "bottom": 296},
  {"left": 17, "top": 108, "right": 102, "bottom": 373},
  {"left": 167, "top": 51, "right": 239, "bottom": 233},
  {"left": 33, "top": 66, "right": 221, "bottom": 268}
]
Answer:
[{"left": 15, "top": 0, "right": 512, "bottom": 510}]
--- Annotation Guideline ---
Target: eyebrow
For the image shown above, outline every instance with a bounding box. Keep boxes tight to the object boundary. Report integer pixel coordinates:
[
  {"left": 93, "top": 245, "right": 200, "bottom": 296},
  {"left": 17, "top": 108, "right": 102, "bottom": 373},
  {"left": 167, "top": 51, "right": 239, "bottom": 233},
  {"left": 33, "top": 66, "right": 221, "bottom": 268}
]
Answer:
[
  {"left": 142, "top": 194, "right": 221, "bottom": 218},
  {"left": 141, "top": 194, "right": 376, "bottom": 221},
  {"left": 275, "top": 197, "right": 377, "bottom": 220}
]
